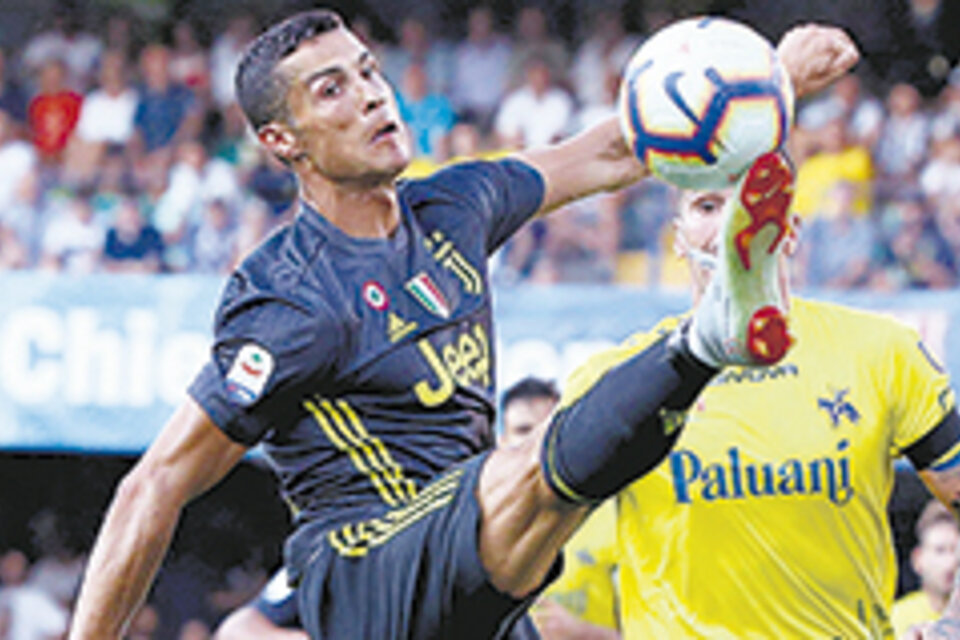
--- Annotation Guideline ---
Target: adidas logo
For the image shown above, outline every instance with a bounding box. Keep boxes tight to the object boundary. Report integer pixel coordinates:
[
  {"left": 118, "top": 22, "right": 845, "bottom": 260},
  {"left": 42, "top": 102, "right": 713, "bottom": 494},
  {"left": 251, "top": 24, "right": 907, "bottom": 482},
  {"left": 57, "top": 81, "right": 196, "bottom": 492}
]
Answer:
[{"left": 388, "top": 312, "right": 418, "bottom": 343}]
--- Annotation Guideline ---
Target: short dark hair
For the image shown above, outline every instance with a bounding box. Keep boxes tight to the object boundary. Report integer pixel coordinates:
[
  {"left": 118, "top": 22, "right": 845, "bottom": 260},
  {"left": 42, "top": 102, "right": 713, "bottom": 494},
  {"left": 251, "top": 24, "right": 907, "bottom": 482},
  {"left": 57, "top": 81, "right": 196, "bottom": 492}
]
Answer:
[
  {"left": 501, "top": 377, "right": 559, "bottom": 411},
  {"left": 235, "top": 9, "right": 343, "bottom": 131}
]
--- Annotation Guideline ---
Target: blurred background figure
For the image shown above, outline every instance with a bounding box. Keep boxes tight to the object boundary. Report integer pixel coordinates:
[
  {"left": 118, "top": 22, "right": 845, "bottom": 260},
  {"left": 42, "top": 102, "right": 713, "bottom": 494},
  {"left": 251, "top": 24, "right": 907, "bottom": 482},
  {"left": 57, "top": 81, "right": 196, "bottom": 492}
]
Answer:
[
  {"left": 0, "top": 548, "right": 68, "bottom": 640},
  {"left": 102, "top": 195, "right": 164, "bottom": 273},
  {"left": 495, "top": 53, "right": 573, "bottom": 149},
  {"left": 39, "top": 189, "right": 104, "bottom": 274},
  {"left": 397, "top": 62, "right": 456, "bottom": 165},
  {"left": 450, "top": 5, "right": 512, "bottom": 131},
  {"left": 872, "top": 189, "right": 956, "bottom": 290},
  {"left": 27, "top": 58, "right": 82, "bottom": 167},
  {"left": 891, "top": 500, "right": 960, "bottom": 638}
]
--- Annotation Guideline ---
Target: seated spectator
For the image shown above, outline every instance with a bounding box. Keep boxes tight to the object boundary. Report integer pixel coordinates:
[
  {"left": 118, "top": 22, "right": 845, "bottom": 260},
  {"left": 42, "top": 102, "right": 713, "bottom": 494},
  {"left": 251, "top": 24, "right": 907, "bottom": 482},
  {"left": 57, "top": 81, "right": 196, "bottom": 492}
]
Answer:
[
  {"left": 27, "top": 58, "right": 83, "bottom": 165},
  {"left": 191, "top": 198, "right": 237, "bottom": 274},
  {"left": 450, "top": 5, "right": 512, "bottom": 130},
  {"left": 494, "top": 53, "right": 573, "bottom": 149},
  {"left": 22, "top": 13, "right": 102, "bottom": 90},
  {"left": 0, "top": 221, "right": 30, "bottom": 270},
  {"left": 875, "top": 83, "right": 930, "bottom": 189},
  {"left": 64, "top": 50, "right": 137, "bottom": 185},
  {"left": 936, "top": 199, "right": 960, "bottom": 275},
  {"left": 40, "top": 190, "right": 105, "bottom": 273},
  {"left": 129, "top": 44, "right": 201, "bottom": 173},
  {"left": 792, "top": 117, "right": 873, "bottom": 219},
  {"left": 0, "top": 108, "right": 38, "bottom": 220},
  {"left": 797, "top": 73, "right": 883, "bottom": 148},
  {"left": 234, "top": 197, "right": 273, "bottom": 266},
  {"left": 920, "top": 135, "right": 960, "bottom": 208},
  {"left": 506, "top": 4, "right": 568, "bottom": 90},
  {"left": 891, "top": 501, "right": 960, "bottom": 638},
  {"left": 535, "top": 194, "right": 619, "bottom": 283},
  {"left": 127, "top": 602, "right": 161, "bottom": 640},
  {"left": 570, "top": 7, "right": 639, "bottom": 109},
  {"left": 210, "top": 13, "right": 256, "bottom": 111},
  {"left": 872, "top": 190, "right": 956, "bottom": 290},
  {"left": 102, "top": 195, "right": 164, "bottom": 273},
  {"left": 169, "top": 20, "right": 210, "bottom": 94},
  {"left": 178, "top": 618, "right": 213, "bottom": 640},
  {"left": 381, "top": 15, "right": 452, "bottom": 97},
  {"left": 797, "top": 181, "right": 878, "bottom": 289},
  {"left": 0, "top": 549, "right": 68, "bottom": 640},
  {"left": 397, "top": 62, "right": 456, "bottom": 160}
]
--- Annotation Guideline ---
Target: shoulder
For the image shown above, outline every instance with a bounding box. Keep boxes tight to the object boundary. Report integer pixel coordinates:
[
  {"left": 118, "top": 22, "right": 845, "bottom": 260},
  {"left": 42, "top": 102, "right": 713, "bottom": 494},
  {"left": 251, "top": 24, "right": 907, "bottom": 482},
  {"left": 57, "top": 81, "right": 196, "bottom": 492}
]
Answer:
[
  {"left": 401, "top": 157, "right": 540, "bottom": 208},
  {"left": 795, "top": 298, "right": 907, "bottom": 339},
  {"left": 217, "top": 224, "right": 345, "bottom": 337}
]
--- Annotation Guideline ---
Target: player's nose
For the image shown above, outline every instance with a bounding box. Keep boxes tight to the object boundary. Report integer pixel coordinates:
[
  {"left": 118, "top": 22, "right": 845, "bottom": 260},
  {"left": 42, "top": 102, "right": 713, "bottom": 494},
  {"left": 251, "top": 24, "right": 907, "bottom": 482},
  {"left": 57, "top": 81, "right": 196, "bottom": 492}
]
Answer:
[{"left": 358, "top": 79, "right": 388, "bottom": 115}]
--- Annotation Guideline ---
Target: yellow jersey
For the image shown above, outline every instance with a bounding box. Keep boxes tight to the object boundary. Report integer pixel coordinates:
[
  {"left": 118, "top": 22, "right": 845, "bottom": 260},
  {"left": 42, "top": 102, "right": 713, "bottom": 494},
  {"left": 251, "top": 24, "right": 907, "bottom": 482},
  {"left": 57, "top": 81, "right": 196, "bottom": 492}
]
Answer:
[
  {"left": 541, "top": 500, "right": 619, "bottom": 630},
  {"left": 557, "top": 298, "right": 956, "bottom": 639},
  {"left": 891, "top": 590, "right": 940, "bottom": 638}
]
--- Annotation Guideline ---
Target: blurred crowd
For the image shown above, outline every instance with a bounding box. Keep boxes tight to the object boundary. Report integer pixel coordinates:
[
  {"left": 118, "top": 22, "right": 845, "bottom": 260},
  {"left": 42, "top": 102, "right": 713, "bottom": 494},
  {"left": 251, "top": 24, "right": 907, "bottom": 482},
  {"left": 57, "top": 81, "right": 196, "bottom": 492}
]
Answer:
[{"left": 0, "top": 3, "right": 958, "bottom": 290}]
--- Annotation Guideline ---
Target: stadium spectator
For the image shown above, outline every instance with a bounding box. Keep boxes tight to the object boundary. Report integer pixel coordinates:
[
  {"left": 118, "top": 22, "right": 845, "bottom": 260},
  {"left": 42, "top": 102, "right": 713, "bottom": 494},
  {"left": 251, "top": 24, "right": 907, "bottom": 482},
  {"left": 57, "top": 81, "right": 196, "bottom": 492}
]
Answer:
[
  {"left": 796, "top": 181, "right": 878, "bottom": 289},
  {"left": 495, "top": 53, "right": 574, "bottom": 149},
  {"left": 40, "top": 191, "right": 105, "bottom": 273},
  {"left": 209, "top": 14, "right": 256, "bottom": 111},
  {"left": 381, "top": 15, "right": 451, "bottom": 97},
  {"left": 169, "top": 21, "right": 211, "bottom": 94},
  {"left": 873, "top": 189, "right": 956, "bottom": 289},
  {"left": 449, "top": 4, "right": 512, "bottom": 129},
  {"left": 0, "top": 108, "right": 38, "bottom": 220},
  {"left": 127, "top": 603, "right": 160, "bottom": 640},
  {"left": 875, "top": 82, "right": 930, "bottom": 187},
  {"left": 129, "top": 44, "right": 201, "bottom": 170},
  {"left": 797, "top": 73, "right": 884, "bottom": 148},
  {"left": 233, "top": 197, "right": 273, "bottom": 265},
  {"left": 191, "top": 198, "right": 237, "bottom": 274},
  {"left": 27, "top": 59, "right": 83, "bottom": 165},
  {"left": 397, "top": 62, "right": 456, "bottom": 160},
  {"left": 892, "top": 500, "right": 960, "bottom": 638},
  {"left": 26, "top": 509, "right": 85, "bottom": 611},
  {"left": 179, "top": 619, "right": 213, "bottom": 640},
  {"left": 535, "top": 194, "right": 620, "bottom": 283},
  {"left": 920, "top": 136, "right": 960, "bottom": 209},
  {"left": 64, "top": 50, "right": 137, "bottom": 186},
  {"left": 936, "top": 199, "right": 960, "bottom": 275},
  {"left": 22, "top": 13, "right": 102, "bottom": 91},
  {"left": 507, "top": 4, "right": 568, "bottom": 90},
  {"left": 0, "top": 549, "right": 68, "bottom": 640},
  {"left": 570, "top": 8, "right": 639, "bottom": 109},
  {"left": 792, "top": 116, "right": 873, "bottom": 219},
  {"left": 930, "top": 83, "right": 960, "bottom": 142},
  {"left": 102, "top": 195, "right": 164, "bottom": 273}
]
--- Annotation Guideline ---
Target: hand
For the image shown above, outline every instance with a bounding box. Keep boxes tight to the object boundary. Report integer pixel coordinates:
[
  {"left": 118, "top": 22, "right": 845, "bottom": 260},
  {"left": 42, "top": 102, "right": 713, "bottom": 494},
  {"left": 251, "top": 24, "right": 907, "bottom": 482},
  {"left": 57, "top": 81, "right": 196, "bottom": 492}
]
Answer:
[
  {"left": 776, "top": 24, "right": 860, "bottom": 98},
  {"left": 531, "top": 598, "right": 620, "bottom": 640}
]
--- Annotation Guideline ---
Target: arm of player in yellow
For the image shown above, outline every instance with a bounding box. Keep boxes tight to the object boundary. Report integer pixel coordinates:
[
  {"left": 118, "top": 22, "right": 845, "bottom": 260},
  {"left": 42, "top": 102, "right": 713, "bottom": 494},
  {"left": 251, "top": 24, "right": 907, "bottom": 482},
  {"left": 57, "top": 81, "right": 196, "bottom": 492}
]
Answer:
[{"left": 69, "top": 398, "right": 248, "bottom": 640}]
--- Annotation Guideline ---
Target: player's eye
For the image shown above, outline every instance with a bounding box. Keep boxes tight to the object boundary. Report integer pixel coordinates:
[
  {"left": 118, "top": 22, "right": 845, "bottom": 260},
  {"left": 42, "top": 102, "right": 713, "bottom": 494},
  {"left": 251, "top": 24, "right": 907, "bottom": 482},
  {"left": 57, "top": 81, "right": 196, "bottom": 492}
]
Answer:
[
  {"left": 360, "top": 61, "right": 380, "bottom": 80},
  {"left": 314, "top": 79, "right": 342, "bottom": 98}
]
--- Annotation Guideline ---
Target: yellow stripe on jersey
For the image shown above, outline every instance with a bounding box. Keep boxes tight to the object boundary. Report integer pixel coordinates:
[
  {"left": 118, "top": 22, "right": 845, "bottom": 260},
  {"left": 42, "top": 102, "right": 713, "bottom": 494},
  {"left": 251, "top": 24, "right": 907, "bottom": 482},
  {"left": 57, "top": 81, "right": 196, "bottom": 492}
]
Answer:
[
  {"left": 930, "top": 439, "right": 960, "bottom": 472},
  {"left": 543, "top": 420, "right": 592, "bottom": 504},
  {"left": 335, "top": 400, "right": 418, "bottom": 501},
  {"left": 328, "top": 469, "right": 463, "bottom": 557},
  {"left": 303, "top": 398, "right": 402, "bottom": 507}
]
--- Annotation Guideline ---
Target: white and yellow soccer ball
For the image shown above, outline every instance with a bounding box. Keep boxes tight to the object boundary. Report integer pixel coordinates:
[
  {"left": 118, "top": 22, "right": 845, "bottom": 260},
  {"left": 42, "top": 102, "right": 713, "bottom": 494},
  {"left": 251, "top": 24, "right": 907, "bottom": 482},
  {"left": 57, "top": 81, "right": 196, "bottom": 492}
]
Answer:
[{"left": 619, "top": 17, "right": 794, "bottom": 189}]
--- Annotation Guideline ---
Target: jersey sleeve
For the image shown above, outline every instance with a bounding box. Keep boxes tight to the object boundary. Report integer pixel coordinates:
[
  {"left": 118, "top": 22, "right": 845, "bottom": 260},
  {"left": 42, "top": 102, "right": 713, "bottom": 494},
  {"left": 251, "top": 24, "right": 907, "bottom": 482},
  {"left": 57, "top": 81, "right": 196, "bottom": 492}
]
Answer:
[
  {"left": 888, "top": 325, "right": 959, "bottom": 468},
  {"left": 422, "top": 158, "right": 546, "bottom": 255},
  {"left": 188, "top": 277, "right": 342, "bottom": 446}
]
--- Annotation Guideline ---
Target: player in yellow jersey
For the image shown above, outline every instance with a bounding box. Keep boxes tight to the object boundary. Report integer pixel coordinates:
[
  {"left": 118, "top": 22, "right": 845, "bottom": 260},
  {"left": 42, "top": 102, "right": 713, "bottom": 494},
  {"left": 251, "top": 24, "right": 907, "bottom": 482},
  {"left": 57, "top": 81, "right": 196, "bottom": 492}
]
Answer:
[{"left": 553, "top": 113, "right": 960, "bottom": 638}]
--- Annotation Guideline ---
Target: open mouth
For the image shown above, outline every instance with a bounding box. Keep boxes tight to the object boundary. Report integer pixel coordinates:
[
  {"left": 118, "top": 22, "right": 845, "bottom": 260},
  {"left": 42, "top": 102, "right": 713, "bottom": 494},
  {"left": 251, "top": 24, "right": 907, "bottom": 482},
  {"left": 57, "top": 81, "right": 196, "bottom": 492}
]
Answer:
[{"left": 372, "top": 122, "right": 399, "bottom": 143}]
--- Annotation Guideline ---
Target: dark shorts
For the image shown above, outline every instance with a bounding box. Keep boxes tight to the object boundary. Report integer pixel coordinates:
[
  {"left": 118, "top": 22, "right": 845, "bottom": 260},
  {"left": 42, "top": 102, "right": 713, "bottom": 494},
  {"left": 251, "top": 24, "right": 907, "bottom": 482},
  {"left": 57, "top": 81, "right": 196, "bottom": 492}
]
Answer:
[{"left": 296, "top": 452, "right": 560, "bottom": 640}]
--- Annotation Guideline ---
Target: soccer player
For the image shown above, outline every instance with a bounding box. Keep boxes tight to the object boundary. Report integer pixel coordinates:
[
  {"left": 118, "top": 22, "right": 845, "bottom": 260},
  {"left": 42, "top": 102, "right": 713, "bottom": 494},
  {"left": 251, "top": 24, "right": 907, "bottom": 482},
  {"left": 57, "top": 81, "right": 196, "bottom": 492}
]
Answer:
[
  {"left": 567, "top": 145, "right": 960, "bottom": 637},
  {"left": 67, "top": 11, "right": 857, "bottom": 640},
  {"left": 892, "top": 501, "right": 960, "bottom": 638}
]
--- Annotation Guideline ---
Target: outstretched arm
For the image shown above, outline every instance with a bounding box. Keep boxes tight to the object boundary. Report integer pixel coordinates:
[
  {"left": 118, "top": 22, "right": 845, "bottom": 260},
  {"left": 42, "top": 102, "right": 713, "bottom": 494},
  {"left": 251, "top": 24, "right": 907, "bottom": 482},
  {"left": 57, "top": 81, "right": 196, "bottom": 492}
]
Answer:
[
  {"left": 520, "top": 23, "right": 859, "bottom": 217},
  {"left": 69, "top": 398, "right": 247, "bottom": 639}
]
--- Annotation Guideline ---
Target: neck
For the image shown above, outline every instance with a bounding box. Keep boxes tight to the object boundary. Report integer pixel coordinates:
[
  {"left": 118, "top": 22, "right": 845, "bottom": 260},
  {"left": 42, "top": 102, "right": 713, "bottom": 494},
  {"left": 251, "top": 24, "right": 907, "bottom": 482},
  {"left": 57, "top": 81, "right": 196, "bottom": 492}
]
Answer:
[
  {"left": 928, "top": 586, "right": 951, "bottom": 614},
  {"left": 299, "top": 170, "right": 401, "bottom": 239}
]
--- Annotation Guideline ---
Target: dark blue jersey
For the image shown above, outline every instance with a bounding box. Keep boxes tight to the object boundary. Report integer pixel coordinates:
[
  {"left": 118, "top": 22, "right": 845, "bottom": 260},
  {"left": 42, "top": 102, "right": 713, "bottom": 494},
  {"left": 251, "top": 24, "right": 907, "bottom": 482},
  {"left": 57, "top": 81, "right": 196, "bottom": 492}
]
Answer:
[{"left": 189, "top": 159, "right": 544, "bottom": 573}]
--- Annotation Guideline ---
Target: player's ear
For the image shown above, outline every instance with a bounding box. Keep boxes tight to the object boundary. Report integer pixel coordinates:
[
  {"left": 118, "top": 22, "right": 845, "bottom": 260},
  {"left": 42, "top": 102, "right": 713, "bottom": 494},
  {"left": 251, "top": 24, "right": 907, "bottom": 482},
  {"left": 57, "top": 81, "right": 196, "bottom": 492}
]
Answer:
[{"left": 258, "top": 122, "right": 301, "bottom": 164}]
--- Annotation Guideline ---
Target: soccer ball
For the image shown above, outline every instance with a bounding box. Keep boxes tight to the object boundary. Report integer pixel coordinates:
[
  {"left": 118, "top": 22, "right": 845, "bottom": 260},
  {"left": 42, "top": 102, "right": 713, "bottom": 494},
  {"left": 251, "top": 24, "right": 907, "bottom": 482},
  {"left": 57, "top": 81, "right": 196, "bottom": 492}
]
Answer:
[{"left": 618, "top": 17, "right": 794, "bottom": 189}]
